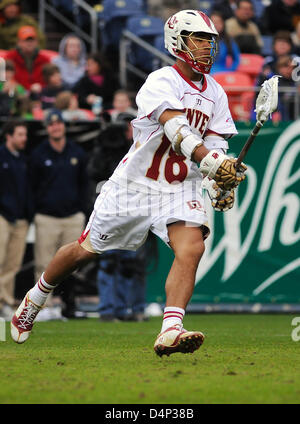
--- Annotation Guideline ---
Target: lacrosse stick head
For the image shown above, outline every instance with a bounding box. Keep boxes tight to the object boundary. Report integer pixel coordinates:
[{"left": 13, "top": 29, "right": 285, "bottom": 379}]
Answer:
[{"left": 255, "top": 75, "right": 280, "bottom": 124}]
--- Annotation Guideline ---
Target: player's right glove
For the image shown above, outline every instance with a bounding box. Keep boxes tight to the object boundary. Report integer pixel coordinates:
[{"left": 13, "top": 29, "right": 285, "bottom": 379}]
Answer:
[
  {"left": 200, "top": 150, "right": 247, "bottom": 191},
  {"left": 202, "top": 177, "right": 235, "bottom": 212}
]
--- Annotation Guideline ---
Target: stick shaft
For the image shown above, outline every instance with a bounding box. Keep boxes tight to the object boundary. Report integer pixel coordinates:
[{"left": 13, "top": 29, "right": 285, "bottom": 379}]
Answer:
[{"left": 235, "top": 121, "right": 263, "bottom": 168}]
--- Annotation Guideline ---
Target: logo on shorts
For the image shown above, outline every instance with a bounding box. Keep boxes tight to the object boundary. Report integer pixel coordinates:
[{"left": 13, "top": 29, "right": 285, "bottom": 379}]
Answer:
[
  {"left": 99, "top": 233, "right": 109, "bottom": 240},
  {"left": 187, "top": 200, "right": 203, "bottom": 211}
]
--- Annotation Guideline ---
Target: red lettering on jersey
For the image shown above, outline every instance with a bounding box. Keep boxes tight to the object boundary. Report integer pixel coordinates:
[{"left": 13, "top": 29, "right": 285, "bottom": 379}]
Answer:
[
  {"left": 185, "top": 108, "right": 210, "bottom": 137},
  {"left": 194, "top": 110, "right": 203, "bottom": 129},
  {"left": 186, "top": 108, "right": 195, "bottom": 126},
  {"left": 199, "top": 114, "right": 209, "bottom": 135}
]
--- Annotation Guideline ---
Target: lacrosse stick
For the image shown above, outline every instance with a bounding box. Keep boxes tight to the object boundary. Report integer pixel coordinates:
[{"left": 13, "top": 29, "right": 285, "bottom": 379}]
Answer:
[{"left": 235, "top": 75, "right": 280, "bottom": 168}]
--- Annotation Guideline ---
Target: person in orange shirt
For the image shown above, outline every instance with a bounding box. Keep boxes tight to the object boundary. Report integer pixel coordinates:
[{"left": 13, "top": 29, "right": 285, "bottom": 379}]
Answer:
[{"left": 6, "top": 25, "right": 50, "bottom": 92}]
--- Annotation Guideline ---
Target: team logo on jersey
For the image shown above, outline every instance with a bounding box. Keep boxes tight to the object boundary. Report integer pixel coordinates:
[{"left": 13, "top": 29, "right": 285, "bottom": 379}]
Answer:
[
  {"left": 187, "top": 200, "right": 203, "bottom": 211},
  {"left": 70, "top": 157, "right": 78, "bottom": 165}
]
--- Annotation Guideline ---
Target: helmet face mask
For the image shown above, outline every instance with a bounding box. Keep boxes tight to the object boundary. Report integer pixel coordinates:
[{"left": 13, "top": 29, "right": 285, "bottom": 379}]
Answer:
[
  {"left": 164, "top": 10, "right": 219, "bottom": 74},
  {"left": 177, "top": 32, "right": 218, "bottom": 74}
]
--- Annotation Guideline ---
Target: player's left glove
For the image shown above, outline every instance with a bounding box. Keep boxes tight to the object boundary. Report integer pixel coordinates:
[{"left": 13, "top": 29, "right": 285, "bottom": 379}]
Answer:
[
  {"left": 212, "top": 189, "right": 235, "bottom": 212},
  {"left": 202, "top": 177, "right": 235, "bottom": 212},
  {"left": 200, "top": 150, "right": 247, "bottom": 191}
]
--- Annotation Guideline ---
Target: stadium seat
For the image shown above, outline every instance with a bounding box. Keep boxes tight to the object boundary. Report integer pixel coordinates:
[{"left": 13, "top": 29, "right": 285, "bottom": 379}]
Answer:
[
  {"left": 154, "top": 35, "right": 165, "bottom": 54},
  {"left": 40, "top": 49, "right": 59, "bottom": 61},
  {"left": 98, "top": 0, "right": 144, "bottom": 49},
  {"left": 49, "top": 0, "right": 73, "bottom": 13},
  {"left": 252, "top": 0, "right": 266, "bottom": 19},
  {"left": 261, "top": 35, "right": 273, "bottom": 57},
  {"left": 213, "top": 71, "right": 255, "bottom": 121},
  {"left": 0, "top": 50, "right": 9, "bottom": 59},
  {"left": 125, "top": 15, "right": 164, "bottom": 72},
  {"left": 237, "top": 53, "right": 264, "bottom": 83}
]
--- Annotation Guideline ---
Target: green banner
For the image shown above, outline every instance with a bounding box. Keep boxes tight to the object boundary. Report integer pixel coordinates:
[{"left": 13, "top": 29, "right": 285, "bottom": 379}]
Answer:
[{"left": 146, "top": 121, "right": 300, "bottom": 304}]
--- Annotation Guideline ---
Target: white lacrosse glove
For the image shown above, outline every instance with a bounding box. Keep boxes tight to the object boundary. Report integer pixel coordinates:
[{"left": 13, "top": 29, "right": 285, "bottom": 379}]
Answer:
[
  {"left": 202, "top": 177, "right": 235, "bottom": 212},
  {"left": 200, "top": 150, "right": 247, "bottom": 191}
]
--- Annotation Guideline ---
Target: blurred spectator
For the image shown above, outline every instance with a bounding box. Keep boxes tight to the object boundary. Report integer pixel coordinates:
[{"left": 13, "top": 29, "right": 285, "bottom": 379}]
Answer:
[
  {"left": 291, "top": 20, "right": 300, "bottom": 55},
  {"left": 40, "top": 63, "right": 67, "bottom": 110},
  {"left": 20, "top": 97, "right": 44, "bottom": 120},
  {"left": 29, "top": 109, "right": 89, "bottom": 318},
  {"left": 212, "top": 0, "right": 238, "bottom": 20},
  {"left": 72, "top": 52, "right": 119, "bottom": 111},
  {"left": 262, "top": 31, "right": 294, "bottom": 75},
  {"left": 210, "top": 11, "right": 241, "bottom": 74},
  {"left": 275, "top": 55, "right": 299, "bottom": 120},
  {"left": 261, "top": 0, "right": 300, "bottom": 35},
  {"left": 96, "top": 248, "right": 148, "bottom": 322},
  {"left": 255, "top": 55, "right": 299, "bottom": 120},
  {"left": 87, "top": 113, "right": 148, "bottom": 322},
  {"left": 52, "top": 34, "right": 87, "bottom": 89},
  {"left": 0, "top": 120, "right": 33, "bottom": 320},
  {"left": 107, "top": 89, "right": 137, "bottom": 122},
  {"left": 87, "top": 116, "right": 134, "bottom": 206},
  {"left": 0, "top": 0, "right": 45, "bottom": 50},
  {"left": 147, "top": 0, "right": 199, "bottom": 21},
  {"left": 54, "top": 90, "right": 95, "bottom": 121},
  {"left": 0, "top": 59, "right": 27, "bottom": 117},
  {"left": 6, "top": 25, "right": 50, "bottom": 91},
  {"left": 225, "top": 0, "right": 263, "bottom": 54}
]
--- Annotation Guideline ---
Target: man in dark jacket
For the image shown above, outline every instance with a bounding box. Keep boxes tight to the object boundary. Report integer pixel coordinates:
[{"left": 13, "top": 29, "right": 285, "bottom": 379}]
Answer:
[
  {"left": 0, "top": 120, "right": 32, "bottom": 319},
  {"left": 261, "top": 0, "right": 300, "bottom": 35},
  {"left": 30, "top": 109, "right": 89, "bottom": 318}
]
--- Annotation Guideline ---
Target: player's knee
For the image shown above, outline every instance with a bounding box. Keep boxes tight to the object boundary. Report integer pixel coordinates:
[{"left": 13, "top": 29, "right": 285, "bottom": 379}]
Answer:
[
  {"left": 175, "top": 238, "right": 205, "bottom": 263},
  {"left": 58, "top": 241, "right": 97, "bottom": 267}
]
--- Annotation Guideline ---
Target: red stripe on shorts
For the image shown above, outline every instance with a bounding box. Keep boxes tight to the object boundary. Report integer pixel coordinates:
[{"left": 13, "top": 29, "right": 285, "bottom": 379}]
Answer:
[{"left": 78, "top": 229, "right": 90, "bottom": 245}]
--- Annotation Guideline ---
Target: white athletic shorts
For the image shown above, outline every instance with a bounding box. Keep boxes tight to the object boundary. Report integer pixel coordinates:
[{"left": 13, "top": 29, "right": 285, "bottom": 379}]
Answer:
[{"left": 78, "top": 180, "right": 209, "bottom": 254}]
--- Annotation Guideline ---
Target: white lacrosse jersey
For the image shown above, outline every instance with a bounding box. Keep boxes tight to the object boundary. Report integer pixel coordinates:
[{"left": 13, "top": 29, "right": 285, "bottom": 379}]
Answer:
[{"left": 110, "top": 64, "right": 237, "bottom": 193}]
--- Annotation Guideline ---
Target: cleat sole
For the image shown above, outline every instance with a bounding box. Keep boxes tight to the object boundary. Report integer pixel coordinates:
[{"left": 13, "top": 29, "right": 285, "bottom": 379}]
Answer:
[{"left": 154, "top": 333, "right": 204, "bottom": 357}]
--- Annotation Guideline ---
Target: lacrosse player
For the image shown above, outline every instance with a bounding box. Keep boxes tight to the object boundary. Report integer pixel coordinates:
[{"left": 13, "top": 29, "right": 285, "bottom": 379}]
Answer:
[{"left": 11, "top": 10, "right": 247, "bottom": 356}]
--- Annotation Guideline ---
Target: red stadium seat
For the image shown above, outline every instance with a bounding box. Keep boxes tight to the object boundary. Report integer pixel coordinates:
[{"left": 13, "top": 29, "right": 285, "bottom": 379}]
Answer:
[
  {"left": 237, "top": 53, "right": 264, "bottom": 83},
  {"left": 0, "top": 49, "right": 9, "bottom": 58},
  {"left": 0, "top": 49, "right": 58, "bottom": 60},
  {"left": 213, "top": 71, "right": 255, "bottom": 121},
  {"left": 40, "top": 49, "right": 59, "bottom": 60}
]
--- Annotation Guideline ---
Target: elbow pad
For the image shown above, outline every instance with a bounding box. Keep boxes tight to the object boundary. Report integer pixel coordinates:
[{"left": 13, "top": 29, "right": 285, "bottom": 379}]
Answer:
[{"left": 164, "top": 115, "right": 203, "bottom": 160}]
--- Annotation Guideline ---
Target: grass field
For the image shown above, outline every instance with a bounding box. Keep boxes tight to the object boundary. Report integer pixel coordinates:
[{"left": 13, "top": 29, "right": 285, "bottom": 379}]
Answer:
[{"left": 1, "top": 314, "right": 300, "bottom": 404}]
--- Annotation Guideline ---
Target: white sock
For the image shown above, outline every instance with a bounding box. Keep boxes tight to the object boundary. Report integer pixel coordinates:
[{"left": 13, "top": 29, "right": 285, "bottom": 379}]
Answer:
[
  {"left": 161, "top": 306, "right": 185, "bottom": 332},
  {"left": 29, "top": 273, "right": 58, "bottom": 307}
]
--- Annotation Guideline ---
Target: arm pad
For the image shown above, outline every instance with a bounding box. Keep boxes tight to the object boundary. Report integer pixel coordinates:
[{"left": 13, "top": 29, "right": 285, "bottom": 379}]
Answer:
[{"left": 164, "top": 115, "right": 203, "bottom": 160}]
